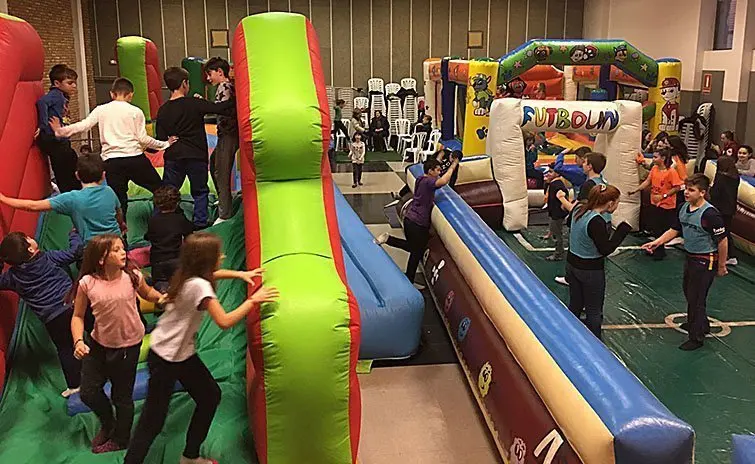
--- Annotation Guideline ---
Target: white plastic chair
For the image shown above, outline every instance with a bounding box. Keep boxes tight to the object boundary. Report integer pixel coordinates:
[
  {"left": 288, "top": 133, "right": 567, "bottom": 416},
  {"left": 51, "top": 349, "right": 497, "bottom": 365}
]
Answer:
[
  {"left": 400, "top": 78, "right": 417, "bottom": 90},
  {"left": 404, "top": 131, "right": 428, "bottom": 164},
  {"left": 326, "top": 86, "right": 336, "bottom": 123},
  {"left": 367, "top": 78, "right": 386, "bottom": 120},
  {"left": 394, "top": 119, "right": 412, "bottom": 153},
  {"left": 354, "top": 97, "right": 369, "bottom": 111},
  {"left": 335, "top": 118, "right": 351, "bottom": 151},
  {"left": 403, "top": 95, "right": 418, "bottom": 123},
  {"left": 420, "top": 130, "right": 442, "bottom": 160},
  {"left": 385, "top": 82, "right": 401, "bottom": 97}
]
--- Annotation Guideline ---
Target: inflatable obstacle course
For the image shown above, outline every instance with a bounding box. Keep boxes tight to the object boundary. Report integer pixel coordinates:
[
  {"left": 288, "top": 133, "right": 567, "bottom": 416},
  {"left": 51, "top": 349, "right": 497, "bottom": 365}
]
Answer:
[
  {"left": 115, "top": 36, "right": 163, "bottom": 123},
  {"left": 233, "top": 13, "right": 361, "bottom": 463}
]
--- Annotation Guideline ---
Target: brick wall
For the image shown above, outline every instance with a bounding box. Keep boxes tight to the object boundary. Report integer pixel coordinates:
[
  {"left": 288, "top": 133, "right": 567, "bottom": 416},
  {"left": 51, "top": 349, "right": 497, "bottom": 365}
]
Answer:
[{"left": 8, "top": 0, "right": 99, "bottom": 148}]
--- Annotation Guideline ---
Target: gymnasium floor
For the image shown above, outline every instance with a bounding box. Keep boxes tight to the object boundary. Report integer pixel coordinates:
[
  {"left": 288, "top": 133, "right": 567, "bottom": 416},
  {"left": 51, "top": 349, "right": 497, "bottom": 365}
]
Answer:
[{"left": 498, "top": 224, "right": 755, "bottom": 464}]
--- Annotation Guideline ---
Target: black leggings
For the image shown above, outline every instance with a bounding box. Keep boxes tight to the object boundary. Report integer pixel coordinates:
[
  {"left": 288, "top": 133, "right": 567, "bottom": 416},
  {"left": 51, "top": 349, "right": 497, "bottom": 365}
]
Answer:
[
  {"left": 682, "top": 255, "right": 716, "bottom": 342},
  {"left": 333, "top": 121, "right": 350, "bottom": 145},
  {"left": 649, "top": 205, "right": 676, "bottom": 258},
  {"left": 38, "top": 137, "right": 81, "bottom": 192},
  {"left": 352, "top": 163, "right": 363, "bottom": 185},
  {"left": 385, "top": 218, "right": 430, "bottom": 281},
  {"left": 124, "top": 350, "right": 221, "bottom": 463},
  {"left": 80, "top": 337, "right": 141, "bottom": 445},
  {"left": 566, "top": 263, "right": 606, "bottom": 339},
  {"left": 104, "top": 155, "right": 162, "bottom": 217},
  {"left": 44, "top": 307, "right": 81, "bottom": 388}
]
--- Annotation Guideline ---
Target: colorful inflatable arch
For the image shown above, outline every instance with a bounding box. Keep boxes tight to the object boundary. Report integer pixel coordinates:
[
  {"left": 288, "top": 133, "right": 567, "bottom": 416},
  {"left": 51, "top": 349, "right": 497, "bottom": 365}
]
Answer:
[
  {"left": 488, "top": 98, "right": 642, "bottom": 231},
  {"left": 115, "top": 36, "right": 163, "bottom": 123},
  {"left": 233, "top": 13, "right": 360, "bottom": 464},
  {"left": 0, "top": 13, "right": 49, "bottom": 395}
]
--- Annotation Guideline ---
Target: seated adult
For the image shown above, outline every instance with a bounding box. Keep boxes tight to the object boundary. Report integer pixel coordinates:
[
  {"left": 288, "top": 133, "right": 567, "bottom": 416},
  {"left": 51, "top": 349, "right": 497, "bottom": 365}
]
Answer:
[
  {"left": 370, "top": 110, "right": 390, "bottom": 152},
  {"left": 736, "top": 145, "right": 755, "bottom": 176},
  {"left": 414, "top": 115, "right": 432, "bottom": 135}
]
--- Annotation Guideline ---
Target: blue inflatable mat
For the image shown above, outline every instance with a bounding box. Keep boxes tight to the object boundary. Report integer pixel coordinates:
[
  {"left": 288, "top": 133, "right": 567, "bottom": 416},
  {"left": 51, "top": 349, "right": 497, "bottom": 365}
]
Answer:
[
  {"left": 334, "top": 186, "right": 424, "bottom": 359},
  {"left": 733, "top": 435, "right": 755, "bottom": 464},
  {"left": 66, "top": 368, "right": 183, "bottom": 416},
  {"left": 742, "top": 175, "right": 755, "bottom": 187}
]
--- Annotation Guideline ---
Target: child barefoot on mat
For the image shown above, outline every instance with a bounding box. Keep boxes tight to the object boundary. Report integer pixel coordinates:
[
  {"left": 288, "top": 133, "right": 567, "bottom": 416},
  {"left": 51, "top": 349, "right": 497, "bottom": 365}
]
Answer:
[
  {"left": 124, "top": 233, "right": 279, "bottom": 464},
  {"left": 71, "top": 235, "right": 164, "bottom": 454},
  {"left": 0, "top": 230, "right": 83, "bottom": 397}
]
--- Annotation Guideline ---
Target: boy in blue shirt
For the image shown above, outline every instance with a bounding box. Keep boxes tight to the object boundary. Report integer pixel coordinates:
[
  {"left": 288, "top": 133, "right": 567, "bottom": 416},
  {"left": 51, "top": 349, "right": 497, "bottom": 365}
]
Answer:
[
  {"left": 36, "top": 64, "right": 81, "bottom": 193},
  {"left": 642, "top": 174, "right": 728, "bottom": 351},
  {"left": 0, "top": 229, "right": 83, "bottom": 397},
  {"left": 553, "top": 146, "right": 590, "bottom": 195},
  {"left": 0, "top": 154, "right": 123, "bottom": 244}
]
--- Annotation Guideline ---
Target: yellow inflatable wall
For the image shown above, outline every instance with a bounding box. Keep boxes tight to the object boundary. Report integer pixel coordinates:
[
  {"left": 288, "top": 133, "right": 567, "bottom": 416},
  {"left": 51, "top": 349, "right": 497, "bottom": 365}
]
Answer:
[
  {"left": 462, "top": 60, "right": 499, "bottom": 155},
  {"left": 648, "top": 61, "right": 682, "bottom": 137}
]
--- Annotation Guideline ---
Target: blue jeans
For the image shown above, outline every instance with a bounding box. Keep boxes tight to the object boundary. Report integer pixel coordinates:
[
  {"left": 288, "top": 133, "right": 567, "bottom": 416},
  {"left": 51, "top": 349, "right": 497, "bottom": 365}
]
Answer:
[{"left": 163, "top": 159, "right": 209, "bottom": 227}]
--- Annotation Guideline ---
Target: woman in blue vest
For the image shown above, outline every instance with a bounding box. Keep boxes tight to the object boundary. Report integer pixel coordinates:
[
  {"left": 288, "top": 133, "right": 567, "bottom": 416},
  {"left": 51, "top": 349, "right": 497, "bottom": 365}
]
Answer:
[
  {"left": 564, "top": 184, "right": 632, "bottom": 339},
  {"left": 642, "top": 174, "right": 729, "bottom": 351}
]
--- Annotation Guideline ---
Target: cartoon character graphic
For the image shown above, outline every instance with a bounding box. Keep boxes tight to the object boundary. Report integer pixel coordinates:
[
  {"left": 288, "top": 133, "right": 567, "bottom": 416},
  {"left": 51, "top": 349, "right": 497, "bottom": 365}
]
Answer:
[
  {"left": 614, "top": 44, "right": 628, "bottom": 62},
  {"left": 470, "top": 73, "right": 494, "bottom": 116},
  {"left": 569, "top": 44, "right": 598, "bottom": 63},
  {"left": 478, "top": 362, "right": 493, "bottom": 397},
  {"left": 458, "top": 317, "right": 471, "bottom": 342},
  {"left": 444, "top": 290, "right": 455, "bottom": 313},
  {"left": 503, "top": 77, "right": 527, "bottom": 98},
  {"left": 510, "top": 437, "right": 527, "bottom": 464},
  {"left": 659, "top": 77, "right": 681, "bottom": 132},
  {"left": 534, "top": 45, "right": 552, "bottom": 62}
]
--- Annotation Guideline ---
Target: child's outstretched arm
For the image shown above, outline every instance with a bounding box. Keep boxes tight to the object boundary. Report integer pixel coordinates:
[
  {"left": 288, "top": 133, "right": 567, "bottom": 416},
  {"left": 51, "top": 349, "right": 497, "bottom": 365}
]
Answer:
[
  {"left": 50, "top": 108, "right": 99, "bottom": 138},
  {"left": 628, "top": 176, "right": 652, "bottom": 195},
  {"left": 0, "top": 193, "right": 52, "bottom": 212},
  {"left": 214, "top": 268, "right": 264, "bottom": 286},
  {"left": 204, "top": 286, "right": 279, "bottom": 329},
  {"left": 47, "top": 230, "right": 84, "bottom": 266},
  {"left": 133, "top": 111, "right": 172, "bottom": 151},
  {"left": 71, "top": 288, "right": 90, "bottom": 359},
  {"left": 137, "top": 275, "right": 165, "bottom": 303}
]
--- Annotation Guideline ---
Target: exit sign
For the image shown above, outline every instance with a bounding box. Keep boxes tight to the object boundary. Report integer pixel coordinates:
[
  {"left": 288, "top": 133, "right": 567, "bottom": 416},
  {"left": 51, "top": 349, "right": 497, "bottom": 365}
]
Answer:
[{"left": 702, "top": 73, "right": 713, "bottom": 95}]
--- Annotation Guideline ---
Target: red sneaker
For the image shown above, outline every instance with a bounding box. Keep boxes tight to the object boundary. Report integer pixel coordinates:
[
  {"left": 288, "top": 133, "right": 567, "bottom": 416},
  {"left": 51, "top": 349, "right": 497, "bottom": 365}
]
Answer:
[{"left": 92, "top": 439, "right": 127, "bottom": 454}]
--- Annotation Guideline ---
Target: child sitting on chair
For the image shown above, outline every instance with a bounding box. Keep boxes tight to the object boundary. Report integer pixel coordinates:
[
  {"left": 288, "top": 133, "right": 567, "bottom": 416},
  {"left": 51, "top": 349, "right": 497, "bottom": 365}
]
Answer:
[{"left": 144, "top": 185, "right": 194, "bottom": 292}]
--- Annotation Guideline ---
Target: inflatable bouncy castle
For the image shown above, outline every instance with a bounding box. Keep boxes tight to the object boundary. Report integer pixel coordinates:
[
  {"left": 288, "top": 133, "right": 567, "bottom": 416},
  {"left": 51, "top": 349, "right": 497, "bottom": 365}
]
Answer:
[
  {"left": 0, "top": 13, "right": 49, "bottom": 394},
  {"left": 233, "top": 13, "right": 361, "bottom": 463},
  {"left": 115, "top": 36, "right": 163, "bottom": 123}
]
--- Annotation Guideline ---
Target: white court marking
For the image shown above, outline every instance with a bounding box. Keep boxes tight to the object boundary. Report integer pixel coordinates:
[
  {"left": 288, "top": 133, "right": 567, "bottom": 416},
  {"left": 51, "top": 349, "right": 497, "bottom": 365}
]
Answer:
[{"left": 513, "top": 233, "right": 645, "bottom": 253}]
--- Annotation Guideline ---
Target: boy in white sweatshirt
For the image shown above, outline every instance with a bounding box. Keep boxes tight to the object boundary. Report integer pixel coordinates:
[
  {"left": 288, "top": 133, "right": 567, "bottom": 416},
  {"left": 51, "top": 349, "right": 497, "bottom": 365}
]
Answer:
[{"left": 50, "top": 78, "right": 176, "bottom": 218}]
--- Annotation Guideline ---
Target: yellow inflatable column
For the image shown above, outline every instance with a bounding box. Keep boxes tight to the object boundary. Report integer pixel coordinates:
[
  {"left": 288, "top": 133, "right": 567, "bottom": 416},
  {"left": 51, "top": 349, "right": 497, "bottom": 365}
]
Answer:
[
  {"left": 462, "top": 60, "right": 499, "bottom": 155},
  {"left": 648, "top": 60, "right": 682, "bottom": 137}
]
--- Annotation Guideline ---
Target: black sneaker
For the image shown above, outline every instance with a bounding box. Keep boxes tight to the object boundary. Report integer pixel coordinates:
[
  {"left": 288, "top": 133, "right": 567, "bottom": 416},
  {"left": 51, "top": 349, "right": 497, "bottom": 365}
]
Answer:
[
  {"left": 679, "top": 340, "right": 704, "bottom": 351},
  {"left": 679, "top": 322, "right": 711, "bottom": 334}
]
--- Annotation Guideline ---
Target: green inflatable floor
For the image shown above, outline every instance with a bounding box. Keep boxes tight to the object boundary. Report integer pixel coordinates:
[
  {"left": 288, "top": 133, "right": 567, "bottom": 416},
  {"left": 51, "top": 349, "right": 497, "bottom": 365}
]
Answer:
[
  {"left": 0, "top": 199, "right": 257, "bottom": 463},
  {"left": 499, "top": 226, "right": 755, "bottom": 464}
]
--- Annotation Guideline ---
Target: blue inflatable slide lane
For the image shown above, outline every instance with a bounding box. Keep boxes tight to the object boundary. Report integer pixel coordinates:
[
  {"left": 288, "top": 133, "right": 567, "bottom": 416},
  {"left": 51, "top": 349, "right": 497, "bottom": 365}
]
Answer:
[
  {"left": 407, "top": 163, "right": 694, "bottom": 464},
  {"left": 733, "top": 435, "right": 755, "bottom": 464},
  {"left": 334, "top": 186, "right": 424, "bottom": 359}
]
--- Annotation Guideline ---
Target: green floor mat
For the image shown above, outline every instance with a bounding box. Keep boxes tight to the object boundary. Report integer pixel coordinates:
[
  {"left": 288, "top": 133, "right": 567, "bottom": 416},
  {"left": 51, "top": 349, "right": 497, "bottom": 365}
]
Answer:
[
  {"left": 127, "top": 167, "right": 219, "bottom": 198},
  {"left": 0, "top": 206, "right": 256, "bottom": 463},
  {"left": 499, "top": 225, "right": 755, "bottom": 464}
]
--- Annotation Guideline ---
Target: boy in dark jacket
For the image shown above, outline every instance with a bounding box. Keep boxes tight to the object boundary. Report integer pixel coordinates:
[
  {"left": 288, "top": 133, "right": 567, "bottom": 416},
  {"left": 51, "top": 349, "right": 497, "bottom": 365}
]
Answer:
[
  {"left": 156, "top": 67, "right": 235, "bottom": 229},
  {"left": 543, "top": 170, "right": 571, "bottom": 261},
  {"left": 36, "top": 64, "right": 81, "bottom": 192},
  {"left": 0, "top": 229, "right": 83, "bottom": 397}
]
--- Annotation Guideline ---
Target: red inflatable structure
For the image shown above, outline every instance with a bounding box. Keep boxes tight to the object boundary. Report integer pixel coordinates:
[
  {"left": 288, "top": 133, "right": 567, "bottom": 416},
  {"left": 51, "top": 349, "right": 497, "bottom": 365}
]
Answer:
[{"left": 0, "top": 14, "right": 50, "bottom": 391}]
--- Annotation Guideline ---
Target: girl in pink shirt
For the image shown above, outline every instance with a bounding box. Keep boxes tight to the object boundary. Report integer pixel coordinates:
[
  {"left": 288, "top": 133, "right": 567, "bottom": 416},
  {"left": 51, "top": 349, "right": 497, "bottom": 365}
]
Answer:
[{"left": 70, "top": 234, "right": 163, "bottom": 454}]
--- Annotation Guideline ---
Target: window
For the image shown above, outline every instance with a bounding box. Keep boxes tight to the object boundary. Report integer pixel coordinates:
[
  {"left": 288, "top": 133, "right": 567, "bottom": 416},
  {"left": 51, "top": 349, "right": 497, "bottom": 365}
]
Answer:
[{"left": 714, "top": 0, "right": 737, "bottom": 50}]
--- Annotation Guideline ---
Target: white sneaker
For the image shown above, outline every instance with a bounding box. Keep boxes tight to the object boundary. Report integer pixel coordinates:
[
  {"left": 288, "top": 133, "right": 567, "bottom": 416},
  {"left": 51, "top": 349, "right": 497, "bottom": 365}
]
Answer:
[
  {"left": 554, "top": 276, "right": 569, "bottom": 286},
  {"left": 213, "top": 217, "right": 227, "bottom": 226},
  {"left": 666, "top": 237, "right": 685, "bottom": 247},
  {"left": 726, "top": 257, "right": 738, "bottom": 266},
  {"left": 61, "top": 387, "right": 80, "bottom": 398},
  {"left": 374, "top": 232, "right": 389, "bottom": 246}
]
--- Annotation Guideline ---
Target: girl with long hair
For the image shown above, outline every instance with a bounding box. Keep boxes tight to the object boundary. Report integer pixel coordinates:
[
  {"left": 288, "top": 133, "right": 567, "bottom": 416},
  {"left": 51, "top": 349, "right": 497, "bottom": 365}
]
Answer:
[
  {"left": 71, "top": 234, "right": 164, "bottom": 454},
  {"left": 558, "top": 184, "right": 632, "bottom": 339},
  {"left": 124, "top": 233, "right": 279, "bottom": 464}
]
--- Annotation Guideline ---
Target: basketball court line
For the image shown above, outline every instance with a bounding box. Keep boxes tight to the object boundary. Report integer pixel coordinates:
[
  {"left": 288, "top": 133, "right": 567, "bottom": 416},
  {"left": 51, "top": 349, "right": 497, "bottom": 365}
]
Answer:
[{"left": 513, "top": 233, "right": 645, "bottom": 253}]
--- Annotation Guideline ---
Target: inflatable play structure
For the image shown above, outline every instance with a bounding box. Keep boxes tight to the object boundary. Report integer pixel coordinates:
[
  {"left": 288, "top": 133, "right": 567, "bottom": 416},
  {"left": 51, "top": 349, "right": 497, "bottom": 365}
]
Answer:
[
  {"left": 0, "top": 11, "right": 424, "bottom": 463},
  {"left": 0, "top": 13, "right": 49, "bottom": 396},
  {"left": 181, "top": 56, "right": 211, "bottom": 99},
  {"left": 424, "top": 40, "right": 681, "bottom": 156},
  {"left": 405, "top": 159, "right": 695, "bottom": 463},
  {"left": 115, "top": 36, "right": 163, "bottom": 123},
  {"left": 489, "top": 98, "right": 642, "bottom": 231}
]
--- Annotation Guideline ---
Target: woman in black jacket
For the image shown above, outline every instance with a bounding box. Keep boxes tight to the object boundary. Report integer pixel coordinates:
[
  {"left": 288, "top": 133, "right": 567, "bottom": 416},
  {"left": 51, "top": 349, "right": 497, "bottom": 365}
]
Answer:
[
  {"left": 370, "top": 110, "right": 390, "bottom": 152},
  {"left": 709, "top": 155, "right": 740, "bottom": 266}
]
